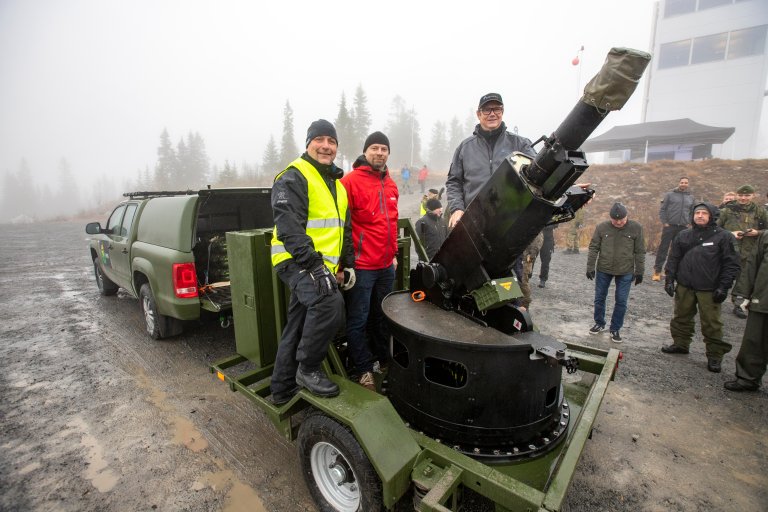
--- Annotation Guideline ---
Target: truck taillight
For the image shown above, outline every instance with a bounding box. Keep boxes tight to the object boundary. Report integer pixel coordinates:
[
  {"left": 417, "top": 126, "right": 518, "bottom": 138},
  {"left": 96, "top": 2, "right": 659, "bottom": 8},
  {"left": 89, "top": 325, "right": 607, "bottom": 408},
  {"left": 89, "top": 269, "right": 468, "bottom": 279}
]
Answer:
[{"left": 173, "top": 263, "right": 198, "bottom": 298}]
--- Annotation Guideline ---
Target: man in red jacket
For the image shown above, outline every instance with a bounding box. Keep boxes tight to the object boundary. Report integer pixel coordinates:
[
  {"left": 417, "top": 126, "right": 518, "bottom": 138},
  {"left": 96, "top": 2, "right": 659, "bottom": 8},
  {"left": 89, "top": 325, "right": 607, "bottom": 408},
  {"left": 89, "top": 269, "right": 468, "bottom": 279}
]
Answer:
[{"left": 340, "top": 131, "right": 399, "bottom": 391}]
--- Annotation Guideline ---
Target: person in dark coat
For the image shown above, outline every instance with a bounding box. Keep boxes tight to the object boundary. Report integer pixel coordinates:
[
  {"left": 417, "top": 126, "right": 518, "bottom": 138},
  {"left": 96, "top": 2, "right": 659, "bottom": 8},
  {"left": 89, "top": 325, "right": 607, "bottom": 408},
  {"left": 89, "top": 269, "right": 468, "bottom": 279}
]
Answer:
[
  {"left": 415, "top": 198, "right": 448, "bottom": 260},
  {"left": 661, "top": 202, "right": 740, "bottom": 373},
  {"left": 653, "top": 177, "right": 694, "bottom": 281}
]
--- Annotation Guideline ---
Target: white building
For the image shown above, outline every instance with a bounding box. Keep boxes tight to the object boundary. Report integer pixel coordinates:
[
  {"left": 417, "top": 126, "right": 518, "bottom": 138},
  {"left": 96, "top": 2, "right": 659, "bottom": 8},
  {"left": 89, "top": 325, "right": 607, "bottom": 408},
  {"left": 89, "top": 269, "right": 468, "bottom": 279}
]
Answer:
[{"left": 642, "top": 0, "right": 768, "bottom": 159}]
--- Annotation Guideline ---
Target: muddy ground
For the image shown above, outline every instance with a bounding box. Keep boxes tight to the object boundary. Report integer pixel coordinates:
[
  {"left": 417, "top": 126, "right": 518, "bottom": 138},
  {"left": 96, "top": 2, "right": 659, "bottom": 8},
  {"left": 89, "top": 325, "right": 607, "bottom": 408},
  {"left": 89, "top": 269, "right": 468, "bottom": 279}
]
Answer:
[{"left": 1, "top": 220, "right": 766, "bottom": 512}]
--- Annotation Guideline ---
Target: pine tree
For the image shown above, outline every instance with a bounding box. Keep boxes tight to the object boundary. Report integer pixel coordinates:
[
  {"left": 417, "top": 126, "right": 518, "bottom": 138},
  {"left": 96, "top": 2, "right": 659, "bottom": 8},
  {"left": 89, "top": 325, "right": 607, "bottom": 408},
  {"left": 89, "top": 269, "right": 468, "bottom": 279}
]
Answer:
[
  {"left": 350, "top": 84, "right": 371, "bottom": 158},
  {"left": 187, "top": 131, "right": 210, "bottom": 187},
  {"left": 262, "top": 135, "right": 281, "bottom": 176},
  {"left": 217, "top": 160, "right": 238, "bottom": 186},
  {"left": 56, "top": 157, "right": 80, "bottom": 216},
  {"left": 154, "top": 128, "right": 177, "bottom": 189},
  {"left": 448, "top": 117, "right": 464, "bottom": 160},
  {"left": 386, "top": 96, "right": 421, "bottom": 168},
  {"left": 279, "top": 101, "right": 299, "bottom": 169},
  {"left": 334, "top": 92, "right": 355, "bottom": 166},
  {"left": 175, "top": 137, "right": 189, "bottom": 188},
  {"left": 428, "top": 121, "right": 450, "bottom": 171}
]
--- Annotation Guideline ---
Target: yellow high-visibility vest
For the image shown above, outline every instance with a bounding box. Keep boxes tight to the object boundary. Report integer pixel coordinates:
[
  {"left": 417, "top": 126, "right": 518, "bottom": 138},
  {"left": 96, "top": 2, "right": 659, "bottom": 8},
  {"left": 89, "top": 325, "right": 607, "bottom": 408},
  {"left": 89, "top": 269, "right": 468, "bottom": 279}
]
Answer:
[{"left": 271, "top": 158, "right": 348, "bottom": 273}]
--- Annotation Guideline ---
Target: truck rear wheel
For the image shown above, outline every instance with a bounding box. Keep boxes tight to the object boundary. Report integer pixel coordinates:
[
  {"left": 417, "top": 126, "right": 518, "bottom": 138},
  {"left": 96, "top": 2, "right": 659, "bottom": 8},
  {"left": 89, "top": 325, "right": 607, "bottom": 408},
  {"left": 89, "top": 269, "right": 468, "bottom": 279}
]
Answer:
[
  {"left": 139, "top": 283, "right": 182, "bottom": 340},
  {"left": 93, "top": 257, "right": 118, "bottom": 296},
  {"left": 298, "top": 411, "right": 383, "bottom": 512}
]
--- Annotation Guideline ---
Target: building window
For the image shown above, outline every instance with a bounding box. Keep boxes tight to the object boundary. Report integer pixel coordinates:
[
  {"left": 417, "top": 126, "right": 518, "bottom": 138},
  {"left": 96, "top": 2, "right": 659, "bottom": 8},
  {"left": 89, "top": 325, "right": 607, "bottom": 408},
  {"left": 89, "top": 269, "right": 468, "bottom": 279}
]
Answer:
[
  {"left": 728, "top": 25, "right": 768, "bottom": 59},
  {"left": 692, "top": 32, "right": 728, "bottom": 64},
  {"left": 698, "top": 0, "right": 732, "bottom": 10},
  {"left": 659, "top": 39, "right": 692, "bottom": 68},
  {"left": 664, "top": 0, "right": 696, "bottom": 17}
]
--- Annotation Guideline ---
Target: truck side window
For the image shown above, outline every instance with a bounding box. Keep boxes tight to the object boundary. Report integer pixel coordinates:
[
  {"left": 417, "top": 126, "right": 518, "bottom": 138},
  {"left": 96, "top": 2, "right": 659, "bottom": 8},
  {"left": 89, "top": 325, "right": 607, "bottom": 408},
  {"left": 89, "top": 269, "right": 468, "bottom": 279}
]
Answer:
[
  {"left": 120, "top": 204, "right": 138, "bottom": 237},
  {"left": 107, "top": 205, "right": 126, "bottom": 235}
]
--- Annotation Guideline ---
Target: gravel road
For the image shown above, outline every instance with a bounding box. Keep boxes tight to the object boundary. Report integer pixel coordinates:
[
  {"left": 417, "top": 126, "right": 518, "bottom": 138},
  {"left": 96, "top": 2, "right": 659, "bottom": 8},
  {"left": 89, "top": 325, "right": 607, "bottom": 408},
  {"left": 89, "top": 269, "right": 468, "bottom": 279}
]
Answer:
[{"left": 1, "top": 221, "right": 765, "bottom": 512}]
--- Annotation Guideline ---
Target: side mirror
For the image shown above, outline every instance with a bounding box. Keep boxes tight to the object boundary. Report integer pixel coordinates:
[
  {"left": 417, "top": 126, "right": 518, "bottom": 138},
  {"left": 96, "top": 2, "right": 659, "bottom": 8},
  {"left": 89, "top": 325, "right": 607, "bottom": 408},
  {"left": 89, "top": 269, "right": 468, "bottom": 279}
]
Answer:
[{"left": 85, "top": 222, "right": 103, "bottom": 235}]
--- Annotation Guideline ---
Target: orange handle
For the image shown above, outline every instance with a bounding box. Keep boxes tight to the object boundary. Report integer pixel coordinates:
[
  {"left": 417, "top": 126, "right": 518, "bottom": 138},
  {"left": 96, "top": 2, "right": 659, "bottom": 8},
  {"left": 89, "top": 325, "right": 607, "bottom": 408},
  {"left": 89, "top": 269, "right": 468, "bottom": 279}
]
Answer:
[{"left": 411, "top": 291, "right": 426, "bottom": 302}]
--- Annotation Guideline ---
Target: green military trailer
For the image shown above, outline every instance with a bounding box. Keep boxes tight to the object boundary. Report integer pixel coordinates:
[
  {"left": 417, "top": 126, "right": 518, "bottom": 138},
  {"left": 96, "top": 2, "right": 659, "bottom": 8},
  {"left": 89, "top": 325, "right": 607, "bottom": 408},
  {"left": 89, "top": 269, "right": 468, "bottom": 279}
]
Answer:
[
  {"left": 212, "top": 47, "right": 649, "bottom": 512},
  {"left": 211, "top": 222, "right": 619, "bottom": 512}
]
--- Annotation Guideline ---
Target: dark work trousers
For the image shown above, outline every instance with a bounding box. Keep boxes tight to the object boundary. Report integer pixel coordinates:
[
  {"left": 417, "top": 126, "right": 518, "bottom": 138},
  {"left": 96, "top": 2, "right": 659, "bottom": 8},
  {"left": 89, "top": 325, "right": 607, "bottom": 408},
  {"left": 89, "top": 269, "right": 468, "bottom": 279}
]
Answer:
[
  {"left": 345, "top": 265, "right": 395, "bottom": 374},
  {"left": 669, "top": 284, "right": 732, "bottom": 360},
  {"left": 593, "top": 271, "right": 634, "bottom": 332},
  {"left": 538, "top": 226, "right": 555, "bottom": 281},
  {"left": 733, "top": 310, "right": 767, "bottom": 387},
  {"left": 656, "top": 224, "right": 687, "bottom": 273},
  {"left": 270, "top": 261, "right": 344, "bottom": 396}
]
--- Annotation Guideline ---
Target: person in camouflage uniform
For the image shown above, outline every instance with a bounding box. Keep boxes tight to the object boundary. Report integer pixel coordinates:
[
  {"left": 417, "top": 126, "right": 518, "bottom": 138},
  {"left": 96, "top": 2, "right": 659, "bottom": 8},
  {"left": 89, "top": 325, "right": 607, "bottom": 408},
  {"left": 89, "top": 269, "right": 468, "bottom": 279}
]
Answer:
[
  {"left": 564, "top": 207, "right": 584, "bottom": 254},
  {"left": 725, "top": 230, "right": 768, "bottom": 391},
  {"left": 717, "top": 184, "right": 767, "bottom": 319}
]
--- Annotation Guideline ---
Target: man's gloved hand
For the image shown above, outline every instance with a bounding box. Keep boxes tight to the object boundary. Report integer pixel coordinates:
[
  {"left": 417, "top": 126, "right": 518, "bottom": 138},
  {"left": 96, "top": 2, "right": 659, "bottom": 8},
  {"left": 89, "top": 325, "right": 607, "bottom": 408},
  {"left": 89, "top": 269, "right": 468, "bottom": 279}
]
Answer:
[
  {"left": 586, "top": 270, "right": 595, "bottom": 280},
  {"left": 309, "top": 264, "right": 337, "bottom": 296},
  {"left": 664, "top": 279, "right": 676, "bottom": 297},
  {"left": 634, "top": 274, "right": 643, "bottom": 286},
  {"left": 340, "top": 268, "right": 356, "bottom": 291},
  {"left": 712, "top": 288, "right": 728, "bottom": 303}
]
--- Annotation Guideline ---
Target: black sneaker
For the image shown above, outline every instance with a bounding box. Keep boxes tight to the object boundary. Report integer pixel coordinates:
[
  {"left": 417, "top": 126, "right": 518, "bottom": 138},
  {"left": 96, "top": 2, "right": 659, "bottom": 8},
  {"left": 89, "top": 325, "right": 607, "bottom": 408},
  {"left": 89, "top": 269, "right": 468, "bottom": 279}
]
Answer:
[
  {"left": 610, "top": 330, "right": 622, "bottom": 343},
  {"left": 538, "top": 279, "right": 546, "bottom": 288},
  {"left": 589, "top": 324, "right": 605, "bottom": 335},
  {"left": 296, "top": 368, "right": 339, "bottom": 397}
]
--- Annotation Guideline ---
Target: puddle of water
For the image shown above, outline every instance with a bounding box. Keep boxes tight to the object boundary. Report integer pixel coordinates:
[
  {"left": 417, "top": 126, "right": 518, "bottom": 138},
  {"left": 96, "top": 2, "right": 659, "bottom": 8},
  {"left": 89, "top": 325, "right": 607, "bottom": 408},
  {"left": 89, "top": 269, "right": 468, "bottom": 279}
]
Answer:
[
  {"left": 172, "top": 416, "right": 209, "bottom": 452},
  {"left": 194, "top": 470, "right": 267, "bottom": 512},
  {"left": 69, "top": 417, "right": 119, "bottom": 492}
]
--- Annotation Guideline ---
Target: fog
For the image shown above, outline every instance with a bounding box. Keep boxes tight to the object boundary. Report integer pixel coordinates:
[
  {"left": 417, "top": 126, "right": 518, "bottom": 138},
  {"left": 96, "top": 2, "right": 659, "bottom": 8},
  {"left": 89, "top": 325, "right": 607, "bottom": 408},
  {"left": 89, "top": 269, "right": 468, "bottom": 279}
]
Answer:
[{"left": 0, "top": 0, "right": 657, "bottom": 219}]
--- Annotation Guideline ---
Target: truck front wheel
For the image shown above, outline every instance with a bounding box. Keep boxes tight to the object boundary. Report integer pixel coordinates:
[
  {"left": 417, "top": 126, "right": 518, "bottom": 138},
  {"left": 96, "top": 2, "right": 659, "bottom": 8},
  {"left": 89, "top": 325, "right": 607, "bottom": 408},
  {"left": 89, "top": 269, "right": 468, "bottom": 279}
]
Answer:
[
  {"left": 139, "top": 283, "right": 182, "bottom": 340},
  {"left": 298, "top": 411, "right": 383, "bottom": 512},
  {"left": 93, "top": 257, "right": 118, "bottom": 296}
]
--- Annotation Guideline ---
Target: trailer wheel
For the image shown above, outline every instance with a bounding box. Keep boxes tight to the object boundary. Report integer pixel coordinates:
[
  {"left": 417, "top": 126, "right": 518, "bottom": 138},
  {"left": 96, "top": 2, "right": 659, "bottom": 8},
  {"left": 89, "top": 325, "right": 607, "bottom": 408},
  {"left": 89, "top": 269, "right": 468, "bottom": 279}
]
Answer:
[
  {"left": 93, "top": 257, "right": 118, "bottom": 296},
  {"left": 298, "top": 411, "right": 383, "bottom": 512}
]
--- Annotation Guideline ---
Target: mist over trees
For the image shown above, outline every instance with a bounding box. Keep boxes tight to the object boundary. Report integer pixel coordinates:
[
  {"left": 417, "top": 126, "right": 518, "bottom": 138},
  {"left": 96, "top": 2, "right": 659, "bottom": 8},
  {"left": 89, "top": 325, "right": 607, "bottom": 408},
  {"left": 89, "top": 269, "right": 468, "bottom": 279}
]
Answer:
[{"left": 0, "top": 84, "right": 478, "bottom": 223}]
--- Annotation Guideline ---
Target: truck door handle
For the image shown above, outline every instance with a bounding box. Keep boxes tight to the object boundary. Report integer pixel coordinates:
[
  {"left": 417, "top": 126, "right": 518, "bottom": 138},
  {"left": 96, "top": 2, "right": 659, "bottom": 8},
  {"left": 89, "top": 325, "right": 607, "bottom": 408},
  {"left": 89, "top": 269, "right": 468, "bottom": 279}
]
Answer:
[{"left": 121, "top": 248, "right": 128, "bottom": 254}]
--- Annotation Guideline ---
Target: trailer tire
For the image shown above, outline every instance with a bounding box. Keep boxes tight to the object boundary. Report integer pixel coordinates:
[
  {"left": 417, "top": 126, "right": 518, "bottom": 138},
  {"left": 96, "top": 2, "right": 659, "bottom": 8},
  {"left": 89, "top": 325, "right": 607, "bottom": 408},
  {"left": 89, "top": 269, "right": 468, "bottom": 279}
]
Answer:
[
  {"left": 139, "top": 284, "right": 182, "bottom": 340},
  {"left": 93, "top": 257, "right": 118, "bottom": 296},
  {"left": 298, "top": 411, "right": 383, "bottom": 512}
]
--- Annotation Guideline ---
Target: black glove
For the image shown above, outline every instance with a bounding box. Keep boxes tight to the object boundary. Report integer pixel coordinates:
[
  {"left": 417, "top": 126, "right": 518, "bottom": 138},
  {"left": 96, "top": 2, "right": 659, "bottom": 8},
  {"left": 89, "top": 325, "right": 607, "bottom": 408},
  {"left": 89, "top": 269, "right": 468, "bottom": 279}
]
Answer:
[
  {"left": 664, "top": 279, "right": 675, "bottom": 297},
  {"left": 309, "top": 264, "right": 337, "bottom": 296},
  {"left": 712, "top": 288, "right": 727, "bottom": 303},
  {"left": 586, "top": 270, "right": 595, "bottom": 280},
  {"left": 634, "top": 274, "right": 643, "bottom": 286}
]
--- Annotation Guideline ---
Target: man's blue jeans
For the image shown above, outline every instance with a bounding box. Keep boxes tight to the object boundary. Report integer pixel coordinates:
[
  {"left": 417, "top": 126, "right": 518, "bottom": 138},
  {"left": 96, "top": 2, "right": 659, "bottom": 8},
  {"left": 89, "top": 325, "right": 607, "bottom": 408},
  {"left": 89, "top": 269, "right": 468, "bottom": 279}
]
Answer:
[
  {"left": 345, "top": 265, "right": 395, "bottom": 374},
  {"left": 593, "top": 271, "right": 633, "bottom": 332}
]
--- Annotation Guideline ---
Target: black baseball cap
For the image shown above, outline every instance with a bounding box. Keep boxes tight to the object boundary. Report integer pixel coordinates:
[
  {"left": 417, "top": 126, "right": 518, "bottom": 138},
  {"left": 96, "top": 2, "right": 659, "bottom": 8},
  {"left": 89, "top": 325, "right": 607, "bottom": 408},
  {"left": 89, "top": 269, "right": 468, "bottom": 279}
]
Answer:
[{"left": 478, "top": 93, "right": 503, "bottom": 108}]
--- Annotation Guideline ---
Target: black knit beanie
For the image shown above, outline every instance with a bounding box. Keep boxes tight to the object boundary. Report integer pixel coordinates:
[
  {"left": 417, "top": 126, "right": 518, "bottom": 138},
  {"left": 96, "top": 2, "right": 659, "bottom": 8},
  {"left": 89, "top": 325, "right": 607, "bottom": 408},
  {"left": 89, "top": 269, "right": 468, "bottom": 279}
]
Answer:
[
  {"left": 426, "top": 198, "right": 442, "bottom": 211},
  {"left": 363, "top": 131, "right": 390, "bottom": 153},
  {"left": 306, "top": 119, "right": 337, "bottom": 147}
]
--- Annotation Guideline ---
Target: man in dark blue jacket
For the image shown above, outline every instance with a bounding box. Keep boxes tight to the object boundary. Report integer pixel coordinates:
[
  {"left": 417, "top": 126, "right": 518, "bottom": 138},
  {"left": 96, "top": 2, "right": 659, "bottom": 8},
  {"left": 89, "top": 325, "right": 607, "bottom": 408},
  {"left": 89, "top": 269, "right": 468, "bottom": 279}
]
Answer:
[{"left": 661, "top": 202, "right": 740, "bottom": 373}]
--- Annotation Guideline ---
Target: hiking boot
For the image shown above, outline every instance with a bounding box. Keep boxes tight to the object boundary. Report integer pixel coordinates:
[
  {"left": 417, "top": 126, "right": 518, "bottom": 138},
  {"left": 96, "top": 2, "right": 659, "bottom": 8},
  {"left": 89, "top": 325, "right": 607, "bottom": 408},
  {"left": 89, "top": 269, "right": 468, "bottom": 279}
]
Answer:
[
  {"left": 538, "top": 279, "right": 546, "bottom": 288},
  {"left": 589, "top": 324, "right": 605, "bottom": 335},
  {"left": 610, "top": 330, "right": 622, "bottom": 343},
  {"left": 661, "top": 344, "right": 689, "bottom": 354},
  {"left": 707, "top": 358, "right": 722, "bottom": 373},
  {"left": 296, "top": 368, "right": 339, "bottom": 397},
  {"left": 724, "top": 380, "right": 758, "bottom": 392},
  {"left": 733, "top": 306, "right": 747, "bottom": 319},
  {"left": 358, "top": 371, "right": 376, "bottom": 391},
  {"left": 651, "top": 271, "right": 661, "bottom": 282},
  {"left": 271, "top": 385, "right": 299, "bottom": 406}
]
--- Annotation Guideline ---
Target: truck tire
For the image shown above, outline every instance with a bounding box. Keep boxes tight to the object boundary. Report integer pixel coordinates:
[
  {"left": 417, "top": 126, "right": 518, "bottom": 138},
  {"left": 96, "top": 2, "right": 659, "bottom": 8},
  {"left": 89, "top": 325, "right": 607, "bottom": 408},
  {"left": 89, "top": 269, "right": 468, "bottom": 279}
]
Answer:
[
  {"left": 298, "top": 411, "right": 383, "bottom": 512},
  {"left": 139, "top": 283, "right": 182, "bottom": 340},
  {"left": 93, "top": 257, "right": 118, "bottom": 296}
]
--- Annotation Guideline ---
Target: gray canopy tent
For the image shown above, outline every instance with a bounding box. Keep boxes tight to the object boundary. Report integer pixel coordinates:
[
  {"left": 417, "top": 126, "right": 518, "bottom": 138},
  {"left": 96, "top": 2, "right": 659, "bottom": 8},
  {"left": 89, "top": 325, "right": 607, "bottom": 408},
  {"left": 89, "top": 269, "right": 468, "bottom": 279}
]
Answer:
[{"left": 581, "top": 118, "right": 735, "bottom": 162}]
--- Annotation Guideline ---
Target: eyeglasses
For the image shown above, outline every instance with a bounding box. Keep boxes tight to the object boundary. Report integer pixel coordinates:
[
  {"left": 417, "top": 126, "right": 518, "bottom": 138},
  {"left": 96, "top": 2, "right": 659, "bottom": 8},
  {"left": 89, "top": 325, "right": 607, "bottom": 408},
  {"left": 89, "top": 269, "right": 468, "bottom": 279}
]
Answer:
[{"left": 479, "top": 106, "right": 504, "bottom": 115}]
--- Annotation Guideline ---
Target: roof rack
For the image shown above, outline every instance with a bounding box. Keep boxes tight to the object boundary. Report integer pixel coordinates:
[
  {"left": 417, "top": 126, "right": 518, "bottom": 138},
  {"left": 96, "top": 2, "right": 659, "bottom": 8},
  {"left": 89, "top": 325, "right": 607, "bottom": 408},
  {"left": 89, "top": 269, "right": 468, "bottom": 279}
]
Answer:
[{"left": 123, "top": 190, "right": 197, "bottom": 199}]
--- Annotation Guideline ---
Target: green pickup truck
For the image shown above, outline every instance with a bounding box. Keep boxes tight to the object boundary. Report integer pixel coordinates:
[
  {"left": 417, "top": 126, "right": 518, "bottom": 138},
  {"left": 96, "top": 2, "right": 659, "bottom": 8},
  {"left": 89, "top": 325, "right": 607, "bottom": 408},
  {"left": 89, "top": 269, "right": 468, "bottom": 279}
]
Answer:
[{"left": 85, "top": 188, "right": 273, "bottom": 339}]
